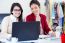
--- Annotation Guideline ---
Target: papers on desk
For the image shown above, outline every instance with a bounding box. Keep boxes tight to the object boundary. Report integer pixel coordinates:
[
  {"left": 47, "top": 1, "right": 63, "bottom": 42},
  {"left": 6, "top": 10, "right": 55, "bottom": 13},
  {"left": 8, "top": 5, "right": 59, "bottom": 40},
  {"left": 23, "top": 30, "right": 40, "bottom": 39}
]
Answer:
[
  {"left": 39, "top": 35, "right": 61, "bottom": 40},
  {"left": 39, "top": 35, "right": 50, "bottom": 39}
]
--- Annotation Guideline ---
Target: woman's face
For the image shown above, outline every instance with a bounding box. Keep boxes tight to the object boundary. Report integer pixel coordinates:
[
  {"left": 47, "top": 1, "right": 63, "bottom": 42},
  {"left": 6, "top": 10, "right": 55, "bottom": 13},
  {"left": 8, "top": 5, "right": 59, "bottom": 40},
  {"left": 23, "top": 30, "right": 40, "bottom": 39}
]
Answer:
[
  {"left": 12, "top": 6, "right": 21, "bottom": 17},
  {"left": 30, "top": 4, "right": 40, "bottom": 15}
]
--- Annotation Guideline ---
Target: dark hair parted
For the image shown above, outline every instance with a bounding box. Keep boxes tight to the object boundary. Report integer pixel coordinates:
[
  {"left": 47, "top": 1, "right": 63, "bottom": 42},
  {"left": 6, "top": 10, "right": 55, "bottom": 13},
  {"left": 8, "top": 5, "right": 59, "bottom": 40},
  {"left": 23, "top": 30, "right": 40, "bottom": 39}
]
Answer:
[
  {"left": 10, "top": 3, "right": 23, "bottom": 22},
  {"left": 30, "top": 0, "right": 40, "bottom": 7}
]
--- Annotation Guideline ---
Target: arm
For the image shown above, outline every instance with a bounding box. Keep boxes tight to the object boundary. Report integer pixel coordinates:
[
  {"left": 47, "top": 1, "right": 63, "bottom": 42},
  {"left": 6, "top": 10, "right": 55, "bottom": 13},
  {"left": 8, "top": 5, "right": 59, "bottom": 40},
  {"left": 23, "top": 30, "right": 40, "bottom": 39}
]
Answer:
[
  {"left": 43, "top": 15, "right": 51, "bottom": 34},
  {"left": 0, "top": 17, "right": 11, "bottom": 39},
  {"left": 44, "top": 15, "right": 56, "bottom": 35}
]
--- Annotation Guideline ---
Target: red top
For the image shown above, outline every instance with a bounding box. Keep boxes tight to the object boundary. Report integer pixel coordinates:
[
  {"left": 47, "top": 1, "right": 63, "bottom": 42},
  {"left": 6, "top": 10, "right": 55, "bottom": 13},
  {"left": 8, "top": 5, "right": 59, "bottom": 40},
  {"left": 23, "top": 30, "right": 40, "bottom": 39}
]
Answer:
[
  {"left": 26, "top": 13, "right": 50, "bottom": 35},
  {"left": 61, "top": 33, "right": 65, "bottom": 43}
]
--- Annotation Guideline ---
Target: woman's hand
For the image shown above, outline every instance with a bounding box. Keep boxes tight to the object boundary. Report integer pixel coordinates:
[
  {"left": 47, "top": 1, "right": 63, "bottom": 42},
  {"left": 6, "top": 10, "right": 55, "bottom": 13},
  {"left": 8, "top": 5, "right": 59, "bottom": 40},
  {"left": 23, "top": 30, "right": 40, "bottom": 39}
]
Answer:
[{"left": 49, "top": 31, "right": 56, "bottom": 37}]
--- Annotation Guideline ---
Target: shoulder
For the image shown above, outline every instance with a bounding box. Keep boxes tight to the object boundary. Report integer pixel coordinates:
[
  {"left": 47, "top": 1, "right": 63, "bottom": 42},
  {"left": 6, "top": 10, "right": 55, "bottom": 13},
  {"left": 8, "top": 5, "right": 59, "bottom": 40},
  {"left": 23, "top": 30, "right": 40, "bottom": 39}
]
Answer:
[
  {"left": 2, "top": 15, "right": 10, "bottom": 23},
  {"left": 26, "top": 13, "right": 33, "bottom": 18},
  {"left": 3, "top": 16, "right": 9, "bottom": 20},
  {"left": 40, "top": 14, "right": 46, "bottom": 19},
  {"left": 1, "top": 16, "right": 10, "bottom": 27},
  {"left": 27, "top": 14, "right": 32, "bottom": 18}
]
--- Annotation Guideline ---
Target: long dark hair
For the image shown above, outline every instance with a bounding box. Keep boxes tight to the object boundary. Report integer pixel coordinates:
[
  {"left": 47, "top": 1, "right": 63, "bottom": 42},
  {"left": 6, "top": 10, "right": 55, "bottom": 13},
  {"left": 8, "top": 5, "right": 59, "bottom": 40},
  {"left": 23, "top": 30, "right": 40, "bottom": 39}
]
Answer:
[
  {"left": 30, "top": 0, "right": 40, "bottom": 7},
  {"left": 10, "top": 3, "right": 23, "bottom": 22}
]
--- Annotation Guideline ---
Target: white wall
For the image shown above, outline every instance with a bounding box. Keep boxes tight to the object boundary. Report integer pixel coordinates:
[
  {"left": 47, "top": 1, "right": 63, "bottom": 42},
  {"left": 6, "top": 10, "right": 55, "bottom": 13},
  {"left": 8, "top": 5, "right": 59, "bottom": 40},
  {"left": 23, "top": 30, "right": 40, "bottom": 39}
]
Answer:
[{"left": 53, "top": 0, "right": 62, "bottom": 3}]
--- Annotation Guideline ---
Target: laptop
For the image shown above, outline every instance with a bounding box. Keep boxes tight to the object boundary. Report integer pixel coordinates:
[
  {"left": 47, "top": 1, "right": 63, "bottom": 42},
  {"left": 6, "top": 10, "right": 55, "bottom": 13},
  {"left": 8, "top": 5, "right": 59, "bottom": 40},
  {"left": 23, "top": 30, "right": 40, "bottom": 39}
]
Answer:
[{"left": 12, "top": 21, "right": 40, "bottom": 41}]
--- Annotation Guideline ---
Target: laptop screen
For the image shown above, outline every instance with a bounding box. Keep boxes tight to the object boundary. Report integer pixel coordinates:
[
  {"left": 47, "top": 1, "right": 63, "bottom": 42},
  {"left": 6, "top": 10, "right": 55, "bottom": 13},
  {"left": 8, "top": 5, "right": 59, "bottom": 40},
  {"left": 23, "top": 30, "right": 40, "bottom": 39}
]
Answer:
[{"left": 12, "top": 21, "right": 40, "bottom": 41}]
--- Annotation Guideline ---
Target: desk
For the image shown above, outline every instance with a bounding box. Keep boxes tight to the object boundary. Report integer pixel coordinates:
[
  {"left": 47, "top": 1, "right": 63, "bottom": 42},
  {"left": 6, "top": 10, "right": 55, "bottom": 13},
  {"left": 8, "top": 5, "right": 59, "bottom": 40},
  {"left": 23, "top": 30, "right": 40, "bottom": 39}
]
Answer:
[
  {"left": 18, "top": 38, "right": 61, "bottom": 43},
  {"left": 0, "top": 35, "right": 62, "bottom": 43}
]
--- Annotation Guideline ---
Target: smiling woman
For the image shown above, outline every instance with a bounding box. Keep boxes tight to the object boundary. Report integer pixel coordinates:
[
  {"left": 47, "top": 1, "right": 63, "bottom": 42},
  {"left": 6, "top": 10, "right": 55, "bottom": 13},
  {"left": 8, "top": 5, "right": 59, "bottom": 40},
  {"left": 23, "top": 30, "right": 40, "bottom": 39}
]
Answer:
[
  {"left": 0, "top": 3, "right": 23, "bottom": 39},
  {"left": 26, "top": 0, "right": 52, "bottom": 35}
]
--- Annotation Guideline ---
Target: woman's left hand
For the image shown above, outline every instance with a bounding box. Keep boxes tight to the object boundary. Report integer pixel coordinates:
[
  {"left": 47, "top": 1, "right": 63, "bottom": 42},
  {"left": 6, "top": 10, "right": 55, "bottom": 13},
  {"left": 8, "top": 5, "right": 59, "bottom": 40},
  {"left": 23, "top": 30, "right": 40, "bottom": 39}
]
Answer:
[{"left": 49, "top": 31, "right": 56, "bottom": 37}]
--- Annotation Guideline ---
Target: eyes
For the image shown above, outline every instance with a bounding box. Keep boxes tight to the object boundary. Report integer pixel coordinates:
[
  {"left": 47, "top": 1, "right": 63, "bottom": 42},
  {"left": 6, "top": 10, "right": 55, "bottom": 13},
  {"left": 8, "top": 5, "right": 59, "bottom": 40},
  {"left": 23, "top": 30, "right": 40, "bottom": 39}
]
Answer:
[
  {"left": 30, "top": 4, "right": 39, "bottom": 11},
  {"left": 13, "top": 9, "right": 21, "bottom": 11},
  {"left": 13, "top": 6, "right": 21, "bottom": 12},
  {"left": 31, "top": 6, "right": 38, "bottom": 10}
]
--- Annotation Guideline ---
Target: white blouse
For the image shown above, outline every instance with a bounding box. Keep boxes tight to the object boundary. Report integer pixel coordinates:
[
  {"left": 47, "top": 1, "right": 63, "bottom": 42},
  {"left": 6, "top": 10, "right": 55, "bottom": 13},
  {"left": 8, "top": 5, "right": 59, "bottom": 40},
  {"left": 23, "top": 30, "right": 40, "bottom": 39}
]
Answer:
[{"left": 0, "top": 14, "right": 18, "bottom": 39}]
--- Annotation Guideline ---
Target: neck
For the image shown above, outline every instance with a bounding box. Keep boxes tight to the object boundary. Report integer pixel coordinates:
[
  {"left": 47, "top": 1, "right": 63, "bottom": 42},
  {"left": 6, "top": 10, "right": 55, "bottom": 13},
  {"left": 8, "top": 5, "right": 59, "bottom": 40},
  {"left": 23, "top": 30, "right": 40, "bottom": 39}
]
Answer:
[
  {"left": 35, "top": 13, "right": 40, "bottom": 16},
  {"left": 16, "top": 17, "right": 19, "bottom": 22}
]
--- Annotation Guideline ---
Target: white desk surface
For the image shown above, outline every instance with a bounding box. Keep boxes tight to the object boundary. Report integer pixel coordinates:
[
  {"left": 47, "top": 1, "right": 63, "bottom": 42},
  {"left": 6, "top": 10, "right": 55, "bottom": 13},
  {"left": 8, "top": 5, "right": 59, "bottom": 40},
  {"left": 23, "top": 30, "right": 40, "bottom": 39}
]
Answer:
[
  {"left": 0, "top": 35, "right": 62, "bottom": 43},
  {"left": 18, "top": 38, "right": 61, "bottom": 43}
]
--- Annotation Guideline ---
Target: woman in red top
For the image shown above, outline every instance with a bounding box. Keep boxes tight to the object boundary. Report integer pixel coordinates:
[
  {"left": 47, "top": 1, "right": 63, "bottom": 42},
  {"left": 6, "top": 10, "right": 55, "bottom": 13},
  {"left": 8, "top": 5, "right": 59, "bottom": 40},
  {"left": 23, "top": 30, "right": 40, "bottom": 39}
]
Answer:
[{"left": 26, "top": 0, "right": 51, "bottom": 35}]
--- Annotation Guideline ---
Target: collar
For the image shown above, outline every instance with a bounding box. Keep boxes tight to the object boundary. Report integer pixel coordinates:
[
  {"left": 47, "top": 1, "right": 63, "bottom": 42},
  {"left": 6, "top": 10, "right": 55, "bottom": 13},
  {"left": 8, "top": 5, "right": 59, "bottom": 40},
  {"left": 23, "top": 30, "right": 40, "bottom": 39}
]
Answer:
[{"left": 10, "top": 14, "right": 18, "bottom": 22}]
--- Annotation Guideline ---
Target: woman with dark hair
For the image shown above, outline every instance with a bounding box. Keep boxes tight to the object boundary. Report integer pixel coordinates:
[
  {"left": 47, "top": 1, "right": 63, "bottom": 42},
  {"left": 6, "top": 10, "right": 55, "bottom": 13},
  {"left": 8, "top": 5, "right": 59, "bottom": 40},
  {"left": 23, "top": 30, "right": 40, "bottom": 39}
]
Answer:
[
  {"left": 0, "top": 3, "right": 23, "bottom": 39},
  {"left": 26, "top": 0, "right": 54, "bottom": 35},
  {"left": 10, "top": 3, "right": 23, "bottom": 21}
]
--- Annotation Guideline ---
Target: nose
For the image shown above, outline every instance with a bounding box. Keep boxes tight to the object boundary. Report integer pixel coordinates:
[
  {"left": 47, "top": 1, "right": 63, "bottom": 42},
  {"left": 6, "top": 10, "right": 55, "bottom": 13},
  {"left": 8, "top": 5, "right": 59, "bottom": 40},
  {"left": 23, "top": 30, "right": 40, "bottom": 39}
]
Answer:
[{"left": 32, "top": 9, "right": 36, "bottom": 13}]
